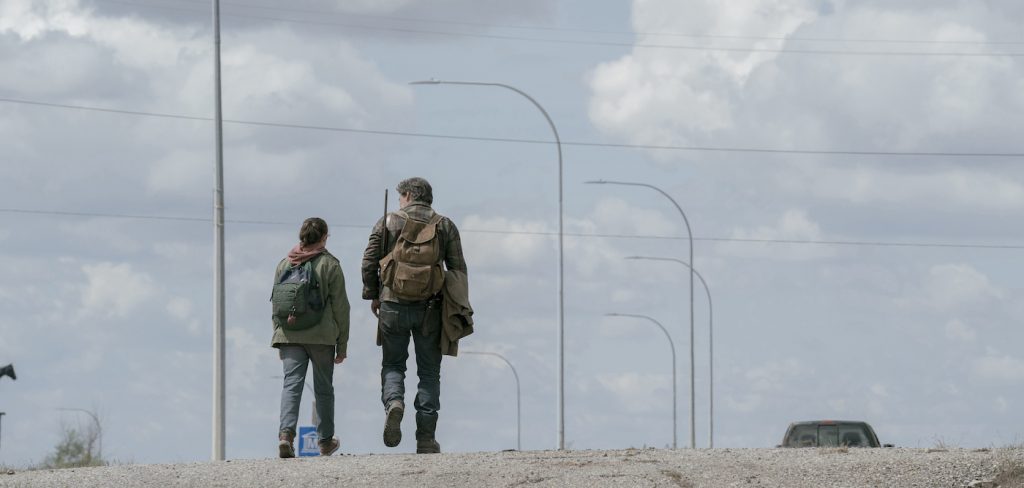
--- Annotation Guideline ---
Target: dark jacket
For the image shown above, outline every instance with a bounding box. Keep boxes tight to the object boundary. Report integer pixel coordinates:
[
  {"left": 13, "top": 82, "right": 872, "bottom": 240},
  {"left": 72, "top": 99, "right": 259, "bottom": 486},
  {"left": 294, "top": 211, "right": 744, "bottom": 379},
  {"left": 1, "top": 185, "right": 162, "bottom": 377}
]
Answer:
[
  {"left": 271, "top": 251, "right": 351, "bottom": 356},
  {"left": 441, "top": 269, "right": 474, "bottom": 356},
  {"left": 361, "top": 202, "right": 467, "bottom": 303}
]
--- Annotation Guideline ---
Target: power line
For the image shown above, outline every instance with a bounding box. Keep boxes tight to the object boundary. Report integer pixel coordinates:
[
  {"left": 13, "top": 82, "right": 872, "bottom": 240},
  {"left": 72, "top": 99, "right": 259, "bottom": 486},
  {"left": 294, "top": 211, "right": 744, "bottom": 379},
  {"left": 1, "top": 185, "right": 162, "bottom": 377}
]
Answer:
[
  {"left": 93, "top": 0, "right": 1024, "bottom": 57},
  {"left": 104, "top": 0, "right": 1024, "bottom": 47},
  {"left": 3, "top": 96, "right": 1023, "bottom": 158},
  {"left": 3, "top": 207, "right": 1023, "bottom": 250}
]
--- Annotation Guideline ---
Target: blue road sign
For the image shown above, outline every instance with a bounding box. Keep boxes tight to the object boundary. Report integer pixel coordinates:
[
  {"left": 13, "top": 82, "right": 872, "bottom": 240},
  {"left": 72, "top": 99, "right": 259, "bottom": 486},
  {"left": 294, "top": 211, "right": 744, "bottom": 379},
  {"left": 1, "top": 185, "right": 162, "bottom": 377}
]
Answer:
[{"left": 298, "top": 426, "right": 319, "bottom": 457}]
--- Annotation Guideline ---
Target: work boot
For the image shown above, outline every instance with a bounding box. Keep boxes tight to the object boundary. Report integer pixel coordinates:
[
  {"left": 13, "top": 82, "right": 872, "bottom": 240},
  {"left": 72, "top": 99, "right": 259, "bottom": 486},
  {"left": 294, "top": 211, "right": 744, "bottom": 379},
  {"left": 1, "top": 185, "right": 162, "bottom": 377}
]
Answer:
[
  {"left": 383, "top": 400, "right": 404, "bottom": 447},
  {"left": 278, "top": 432, "right": 295, "bottom": 459},
  {"left": 415, "top": 413, "right": 441, "bottom": 454},
  {"left": 319, "top": 436, "right": 340, "bottom": 456}
]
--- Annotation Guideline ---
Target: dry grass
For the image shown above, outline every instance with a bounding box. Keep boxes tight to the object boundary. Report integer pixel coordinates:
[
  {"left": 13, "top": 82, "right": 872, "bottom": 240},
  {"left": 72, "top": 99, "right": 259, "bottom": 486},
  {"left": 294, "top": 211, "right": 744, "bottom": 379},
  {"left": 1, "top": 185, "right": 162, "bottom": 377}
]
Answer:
[{"left": 993, "top": 447, "right": 1024, "bottom": 488}]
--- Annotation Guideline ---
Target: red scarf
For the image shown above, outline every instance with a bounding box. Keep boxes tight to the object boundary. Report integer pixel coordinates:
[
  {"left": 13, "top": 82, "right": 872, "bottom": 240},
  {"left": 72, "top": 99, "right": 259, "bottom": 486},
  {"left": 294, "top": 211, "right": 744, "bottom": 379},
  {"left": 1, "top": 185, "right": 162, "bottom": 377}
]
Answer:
[{"left": 287, "top": 243, "right": 325, "bottom": 265}]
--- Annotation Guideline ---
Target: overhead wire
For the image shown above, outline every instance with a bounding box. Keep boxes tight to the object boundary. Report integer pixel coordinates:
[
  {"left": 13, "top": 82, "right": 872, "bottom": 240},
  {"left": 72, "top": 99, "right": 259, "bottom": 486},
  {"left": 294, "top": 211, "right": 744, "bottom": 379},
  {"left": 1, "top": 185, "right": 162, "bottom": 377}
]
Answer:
[
  {"left": 5, "top": 3, "right": 1022, "bottom": 251},
  {"left": 90, "top": 0, "right": 1024, "bottom": 57},
  {"left": 3, "top": 207, "right": 1022, "bottom": 250},
  {"left": 3, "top": 97, "right": 1023, "bottom": 158}
]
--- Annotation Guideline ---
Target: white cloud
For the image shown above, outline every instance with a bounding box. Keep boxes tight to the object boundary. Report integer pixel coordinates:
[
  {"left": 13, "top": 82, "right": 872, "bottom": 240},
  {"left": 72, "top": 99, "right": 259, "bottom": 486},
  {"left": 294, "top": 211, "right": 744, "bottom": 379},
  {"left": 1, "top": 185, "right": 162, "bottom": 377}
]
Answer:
[
  {"left": 921, "top": 264, "right": 1003, "bottom": 311},
  {"left": 460, "top": 215, "right": 550, "bottom": 270},
  {"left": 973, "top": 352, "right": 1024, "bottom": 382},
  {"left": 577, "top": 198, "right": 678, "bottom": 237},
  {"left": 589, "top": 0, "right": 819, "bottom": 145},
  {"left": 588, "top": 0, "right": 820, "bottom": 146},
  {"left": 994, "top": 396, "right": 1009, "bottom": 413},
  {"left": 227, "top": 326, "right": 276, "bottom": 391},
  {"left": 798, "top": 165, "right": 1024, "bottom": 211},
  {"left": 79, "top": 262, "right": 155, "bottom": 318},
  {"left": 587, "top": 1, "right": 1024, "bottom": 156},
  {"left": 596, "top": 372, "right": 673, "bottom": 413},
  {"left": 166, "top": 297, "right": 191, "bottom": 320},
  {"left": 944, "top": 319, "right": 976, "bottom": 342},
  {"left": 726, "top": 393, "right": 762, "bottom": 413},
  {"left": 717, "top": 209, "right": 835, "bottom": 260},
  {"left": 745, "top": 358, "right": 804, "bottom": 392}
]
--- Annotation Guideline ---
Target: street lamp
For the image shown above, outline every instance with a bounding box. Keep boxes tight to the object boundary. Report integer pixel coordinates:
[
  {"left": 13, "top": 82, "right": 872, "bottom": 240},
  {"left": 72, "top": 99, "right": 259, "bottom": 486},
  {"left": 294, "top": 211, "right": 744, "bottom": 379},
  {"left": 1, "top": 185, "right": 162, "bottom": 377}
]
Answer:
[
  {"left": 604, "top": 313, "right": 677, "bottom": 449},
  {"left": 626, "top": 256, "right": 714, "bottom": 448},
  {"left": 585, "top": 179, "right": 696, "bottom": 448},
  {"left": 411, "top": 79, "right": 566, "bottom": 450},
  {"left": 56, "top": 408, "right": 102, "bottom": 464},
  {"left": 461, "top": 351, "right": 522, "bottom": 451}
]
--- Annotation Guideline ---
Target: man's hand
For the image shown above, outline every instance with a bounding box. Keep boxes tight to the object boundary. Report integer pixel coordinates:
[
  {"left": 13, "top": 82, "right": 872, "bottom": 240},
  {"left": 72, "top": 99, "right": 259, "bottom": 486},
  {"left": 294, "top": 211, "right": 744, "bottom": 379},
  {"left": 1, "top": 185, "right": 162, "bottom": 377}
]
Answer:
[
  {"left": 334, "top": 353, "right": 346, "bottom": 364},
  {"left": 371, "top": 299, "right": 381, "bottom": 318}
]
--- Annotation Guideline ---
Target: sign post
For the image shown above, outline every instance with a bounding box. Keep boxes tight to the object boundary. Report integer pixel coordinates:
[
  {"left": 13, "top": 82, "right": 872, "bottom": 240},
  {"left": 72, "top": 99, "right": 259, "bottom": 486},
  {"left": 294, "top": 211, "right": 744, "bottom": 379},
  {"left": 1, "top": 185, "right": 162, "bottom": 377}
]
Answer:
[{"left": 297, "top": 426, "right": 319, "bottom": 457}]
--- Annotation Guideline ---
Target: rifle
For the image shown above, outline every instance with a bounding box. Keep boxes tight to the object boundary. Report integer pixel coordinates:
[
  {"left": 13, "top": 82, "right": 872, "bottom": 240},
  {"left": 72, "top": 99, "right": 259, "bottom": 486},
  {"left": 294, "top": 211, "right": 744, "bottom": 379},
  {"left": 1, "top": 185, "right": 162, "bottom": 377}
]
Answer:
[{"left": 375, "top": 189, "right": 388, "bottom": 320}]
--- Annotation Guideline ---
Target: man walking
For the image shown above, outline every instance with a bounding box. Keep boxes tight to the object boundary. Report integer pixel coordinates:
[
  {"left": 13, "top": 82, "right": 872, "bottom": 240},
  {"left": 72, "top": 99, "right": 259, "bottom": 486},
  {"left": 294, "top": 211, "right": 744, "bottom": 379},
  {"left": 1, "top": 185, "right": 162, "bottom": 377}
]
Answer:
[{"left": 362, "top": 177, "right": 469, "bottom": 454}]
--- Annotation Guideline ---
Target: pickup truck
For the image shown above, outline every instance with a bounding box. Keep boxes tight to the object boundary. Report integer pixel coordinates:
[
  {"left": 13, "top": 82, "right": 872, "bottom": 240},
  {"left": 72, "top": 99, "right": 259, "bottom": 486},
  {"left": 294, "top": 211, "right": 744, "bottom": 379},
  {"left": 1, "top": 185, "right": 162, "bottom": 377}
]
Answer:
[{"left": 779, "top": 420, "right": 892, "bottom": 448}]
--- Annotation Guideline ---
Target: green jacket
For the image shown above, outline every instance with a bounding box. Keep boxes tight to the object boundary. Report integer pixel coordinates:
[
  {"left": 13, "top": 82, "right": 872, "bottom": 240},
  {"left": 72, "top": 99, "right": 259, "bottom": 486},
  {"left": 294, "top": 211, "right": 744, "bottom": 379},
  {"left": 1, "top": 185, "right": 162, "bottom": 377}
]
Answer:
[{"left": 270, "top": 251, "right": 351, "bottom": 356}]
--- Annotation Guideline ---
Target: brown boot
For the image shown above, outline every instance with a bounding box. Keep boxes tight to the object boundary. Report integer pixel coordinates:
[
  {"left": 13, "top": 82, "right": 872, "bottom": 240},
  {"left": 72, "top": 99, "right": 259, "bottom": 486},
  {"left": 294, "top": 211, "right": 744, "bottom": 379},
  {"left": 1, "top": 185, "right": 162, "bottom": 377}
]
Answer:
[
  {"left": 383, "top": 400, "right": 404, "bottom": 448},
  {"left": 278, "top": 432, "right": 295, "bottom": 459},
  {"left": 415, "top": 413, "right": 441, "bottom": 454},
  {"left": 318, "top": 436, "right": 340, "bottom": 456}
]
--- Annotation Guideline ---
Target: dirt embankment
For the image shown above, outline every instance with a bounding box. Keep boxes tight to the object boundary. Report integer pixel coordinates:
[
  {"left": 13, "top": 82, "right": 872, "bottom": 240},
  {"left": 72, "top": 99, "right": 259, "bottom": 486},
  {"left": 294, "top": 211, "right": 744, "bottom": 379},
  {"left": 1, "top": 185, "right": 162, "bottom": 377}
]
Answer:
[{"left": 3, "top": 447, "right": 1023, "bottom": 488}]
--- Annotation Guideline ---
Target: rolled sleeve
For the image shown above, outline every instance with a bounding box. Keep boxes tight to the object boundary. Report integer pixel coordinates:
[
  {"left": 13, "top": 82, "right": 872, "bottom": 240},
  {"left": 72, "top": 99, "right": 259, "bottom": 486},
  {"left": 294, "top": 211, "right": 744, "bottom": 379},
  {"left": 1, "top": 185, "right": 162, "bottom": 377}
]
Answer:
[
  {"left": 442, "top": 218, "right": 468, "bottom": 274},
  {"left": 361, "top": 216, "right": 386, "bottom": 300}
]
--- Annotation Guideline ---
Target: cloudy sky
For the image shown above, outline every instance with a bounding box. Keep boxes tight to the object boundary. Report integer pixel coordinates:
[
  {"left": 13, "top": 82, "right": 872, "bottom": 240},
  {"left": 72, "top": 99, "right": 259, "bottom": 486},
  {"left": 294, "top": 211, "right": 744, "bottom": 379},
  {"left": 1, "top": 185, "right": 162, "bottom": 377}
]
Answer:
[{"left": 2, "top": 0, "right": 1024, "bottom": 465}]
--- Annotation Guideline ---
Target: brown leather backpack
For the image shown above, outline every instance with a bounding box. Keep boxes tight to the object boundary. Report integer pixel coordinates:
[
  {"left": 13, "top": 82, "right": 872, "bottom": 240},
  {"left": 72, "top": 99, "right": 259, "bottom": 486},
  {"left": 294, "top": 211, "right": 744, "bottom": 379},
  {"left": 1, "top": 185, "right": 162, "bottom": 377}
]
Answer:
[{"left": 379, "top": 210, "right": 445, "bottom": 301}]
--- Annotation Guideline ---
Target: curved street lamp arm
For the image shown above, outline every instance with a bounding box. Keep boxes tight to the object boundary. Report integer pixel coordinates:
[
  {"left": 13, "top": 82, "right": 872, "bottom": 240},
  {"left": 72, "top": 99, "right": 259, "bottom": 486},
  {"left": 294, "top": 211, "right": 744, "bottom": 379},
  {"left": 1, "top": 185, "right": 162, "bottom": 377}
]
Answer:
[
  {"left": 584, "top": 181, "right": 692, "bottom": 242},
  {"left": 625, "top": 256, "right": 713, "bottom": 312},
  {"left": 587, "top": 179, "right": 696, "bottom": 448},
  {"left": 462, "top": 351, "right": 522, "bottom": 451},
  {"left": 412, "top": 79, "right": 565, "bottom": 450},
  {"left": 604, "top": 313, "right": 677, "bottom": 449},
  {"left": 624, "top": 255, "right": 715, "bottom": 448}
]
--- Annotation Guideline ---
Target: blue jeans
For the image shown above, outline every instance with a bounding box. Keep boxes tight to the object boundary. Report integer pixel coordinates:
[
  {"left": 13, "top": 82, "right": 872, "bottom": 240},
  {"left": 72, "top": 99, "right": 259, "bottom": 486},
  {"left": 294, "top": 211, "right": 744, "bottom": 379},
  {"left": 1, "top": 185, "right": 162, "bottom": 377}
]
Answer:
[
  {"left": 279, "top": 344, "right": 335, "bottom": 440},
  {"left": 379, "top": 300, "right": 443, "bottom": 420}
]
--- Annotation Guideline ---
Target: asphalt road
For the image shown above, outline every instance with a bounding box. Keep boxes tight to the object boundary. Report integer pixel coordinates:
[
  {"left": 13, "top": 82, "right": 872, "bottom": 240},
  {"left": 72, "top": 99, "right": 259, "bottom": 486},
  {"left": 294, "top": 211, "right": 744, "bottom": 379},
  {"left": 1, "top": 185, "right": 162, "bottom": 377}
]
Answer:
[{"left": 3, "top": 447, "right": 1022, "bottom": 487}]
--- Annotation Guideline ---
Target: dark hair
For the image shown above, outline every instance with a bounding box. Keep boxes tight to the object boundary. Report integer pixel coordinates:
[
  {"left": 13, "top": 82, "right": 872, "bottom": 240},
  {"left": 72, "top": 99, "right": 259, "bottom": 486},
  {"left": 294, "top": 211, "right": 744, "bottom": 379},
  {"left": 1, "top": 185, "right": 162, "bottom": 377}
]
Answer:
[
  {"left": 396, "top": 177, "right": 433, "bottom": 205},
  {"left": 299, "top": 217, "right": 328, "bottom": 246}
]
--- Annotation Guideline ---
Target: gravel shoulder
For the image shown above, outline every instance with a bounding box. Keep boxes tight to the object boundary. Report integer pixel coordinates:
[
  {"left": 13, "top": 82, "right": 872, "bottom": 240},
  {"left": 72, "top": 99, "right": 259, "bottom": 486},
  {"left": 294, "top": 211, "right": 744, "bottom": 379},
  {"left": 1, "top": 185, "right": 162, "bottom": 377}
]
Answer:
[{"left": 3, "top": 447, "right": 1022, "bottom": 488}]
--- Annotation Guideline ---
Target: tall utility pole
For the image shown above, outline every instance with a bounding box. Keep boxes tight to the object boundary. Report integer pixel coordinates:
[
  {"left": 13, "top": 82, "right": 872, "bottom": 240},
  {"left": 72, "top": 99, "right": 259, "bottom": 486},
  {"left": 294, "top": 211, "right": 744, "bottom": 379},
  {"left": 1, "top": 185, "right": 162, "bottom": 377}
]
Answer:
[{"left": 211, "top": 0, "right": 226, "bottom": 462}]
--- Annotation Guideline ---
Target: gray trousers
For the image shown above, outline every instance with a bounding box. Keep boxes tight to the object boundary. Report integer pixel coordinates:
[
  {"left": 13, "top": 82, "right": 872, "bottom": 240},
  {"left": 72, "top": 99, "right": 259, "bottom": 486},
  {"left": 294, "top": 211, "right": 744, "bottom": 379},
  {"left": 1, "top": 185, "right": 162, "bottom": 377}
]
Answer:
[
  {"left": 379, "top": 300, "right": 443, "bottom": 421},
  {"left": 278, "top": 344, "right": 335, "bottom": 441}
]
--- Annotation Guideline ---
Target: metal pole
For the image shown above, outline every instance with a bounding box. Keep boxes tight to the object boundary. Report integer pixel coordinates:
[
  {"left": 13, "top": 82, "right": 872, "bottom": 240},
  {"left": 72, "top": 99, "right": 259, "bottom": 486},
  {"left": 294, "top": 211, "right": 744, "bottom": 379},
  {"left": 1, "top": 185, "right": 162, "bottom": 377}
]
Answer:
[
  {"left": 211, "top": 0, "right": 226, "bottom": 461},
  {"left": 585, "top": 180, "right": 695, "bottom": 448},
  {"left": 410, "top": 80, "right": 564, "bottom": 450},
  {"left": 57, "top": 408, "right": 102, "bottom": 463},
  {"left": 626, "top": 256, "right": 714, "bottom": 448},
  {"left": 0, "top": 412, "right": 5, "bottom": 451},
  {"left": 604, "top": 314, "right": 676, "bottom": 449},
  {"left": 462, "top": 351, "right": 521, "bottom": 451}
]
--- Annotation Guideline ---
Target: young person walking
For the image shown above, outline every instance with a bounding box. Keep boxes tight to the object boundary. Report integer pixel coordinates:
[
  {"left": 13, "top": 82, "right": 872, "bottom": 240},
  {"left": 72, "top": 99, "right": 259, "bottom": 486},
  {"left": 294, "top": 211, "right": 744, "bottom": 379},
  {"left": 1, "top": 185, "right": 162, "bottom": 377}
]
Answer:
[{"left": 271, "top": 217, "right": 350, "bottom": 457}]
